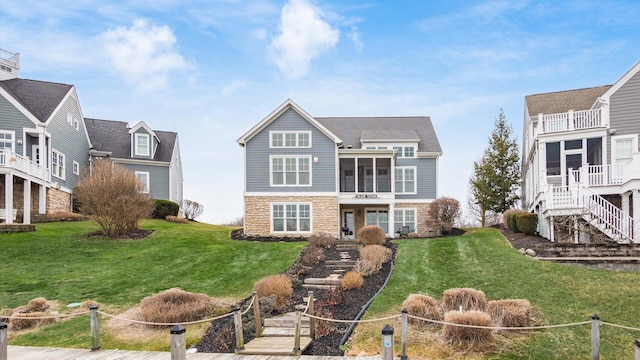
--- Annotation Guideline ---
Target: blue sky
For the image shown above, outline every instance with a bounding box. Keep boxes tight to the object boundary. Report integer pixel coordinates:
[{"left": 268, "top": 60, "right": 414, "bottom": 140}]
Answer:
[{"left": 1, "top": 0, "right": 639, "bottom": 224}]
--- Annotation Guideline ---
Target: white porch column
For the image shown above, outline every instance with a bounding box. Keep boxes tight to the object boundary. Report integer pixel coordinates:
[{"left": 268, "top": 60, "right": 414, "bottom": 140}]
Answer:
[
  {"left": 23, "top": 179, "right": 31, "bottom": 224},
  {"left": 622, "top": 192, "right": 631, "bottom": 216},
  {"left": 550, "top": 216, "right": 555, "bottom": 243},
  {"left": 633, "top": 191, "right": 640, "bottom": 243},
  {"left": 388, "top": 203, "right": 395, "bottom": 238},
  {"left": 5, "top": 173, "right": 13, "bottom": 224},
  {"left": 38, "top": 133, "right": 46, "bottom": 178},
  {"left": 39, "top": 183, "right": 46, "bottom": 214}
]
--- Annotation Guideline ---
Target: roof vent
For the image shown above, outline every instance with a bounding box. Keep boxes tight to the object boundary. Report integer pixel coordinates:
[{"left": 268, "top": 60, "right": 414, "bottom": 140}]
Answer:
[{"left": 347, "top": 144, "right": 352, "bottom": 149}]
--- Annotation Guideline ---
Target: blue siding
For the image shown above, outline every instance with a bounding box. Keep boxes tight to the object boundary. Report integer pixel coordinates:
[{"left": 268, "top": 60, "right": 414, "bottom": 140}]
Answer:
[
  {"left": 608, "top": 69, "right": 640, "bottom": 159},
  {"left": 0, "top": 95, "right": 34, "bottom": 155},
  {"left": 396, "top": 157, "right": 437, "bottom": 200},
  {"left": 121, "top": 163, "right": 170, "bottom": 200},
  {"left": 245, "top": 108, "right": 337, "bottom": 192}
]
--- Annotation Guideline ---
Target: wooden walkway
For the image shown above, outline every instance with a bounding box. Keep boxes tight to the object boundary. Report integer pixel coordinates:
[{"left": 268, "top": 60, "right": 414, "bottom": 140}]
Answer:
[{"left": 8, "top": 346, "right": 380, "bottom": 359}]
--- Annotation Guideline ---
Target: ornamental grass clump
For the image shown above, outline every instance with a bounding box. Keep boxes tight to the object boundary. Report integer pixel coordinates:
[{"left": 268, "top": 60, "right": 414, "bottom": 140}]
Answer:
[
  {"left": 308, "top": 232, "right": 336, "bottom": 248},
  {"left": 442, "top": 310, "right": 493, "bottom": 348},
  {"left": 253, "top": 275, "right": 293, "bottom": 310},
  {"left": 302, "top": 245, "right": 326, "bottom": 264},
  {"left": 340, "top": 271, "right": 364, "bottom": 290},
  {"left": 356, "top": 225, "right": 386, "bottom": 245},
  {"left": 8, "top": 297, "right": 55, "bottom": 330},
  {"left": 487, "top": 299, "right": 533, "bottom": 330},
  {"left": 442, "top": 288, "right": 487, "bottom": 312},
  {"left": 402, "top": 294, "right": 442, "bottom": 326},
  {"left": 355, "top": 244, "right": 392, "bottom": 276},
  {"left": 140, "top": 288, "right": 213, "bottom": 326}
]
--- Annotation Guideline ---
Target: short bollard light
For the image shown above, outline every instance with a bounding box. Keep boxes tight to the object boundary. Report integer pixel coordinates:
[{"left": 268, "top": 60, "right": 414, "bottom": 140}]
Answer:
[{"left": 382, "top": 324, "right": 394, "bottom": 360}]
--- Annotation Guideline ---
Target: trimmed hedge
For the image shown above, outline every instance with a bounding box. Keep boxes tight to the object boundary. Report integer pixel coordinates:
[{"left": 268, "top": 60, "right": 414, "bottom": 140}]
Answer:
[
  {"left": 153, "top": 199, "right": 179, "bottom": 219},
  {"left": 515, "top": 213, "right": 538, "bottom": 235}
]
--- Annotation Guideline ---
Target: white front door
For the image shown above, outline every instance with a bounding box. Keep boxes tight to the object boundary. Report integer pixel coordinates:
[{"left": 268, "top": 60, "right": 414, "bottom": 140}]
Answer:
[
  {"left": 31, "top": 144, "right": 40, "bottom": 164},
  {"left": 342, "top": 210, "right": 355, "bottom": 239}
]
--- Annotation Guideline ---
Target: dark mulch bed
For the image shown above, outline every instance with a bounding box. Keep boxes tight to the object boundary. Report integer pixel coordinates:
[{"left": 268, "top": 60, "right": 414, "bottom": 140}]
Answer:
[
  {"left": 230, "top": 228, "right": 306, "bottom": 242},
  {"left": 492, "top": 223, "right": 550, "bottom": 250},
  {"left": 85, "top": 229, "right": 154, "bottom": 240},
  {"left": 197, "top": 229, "right": 466, "bottom": 356}
]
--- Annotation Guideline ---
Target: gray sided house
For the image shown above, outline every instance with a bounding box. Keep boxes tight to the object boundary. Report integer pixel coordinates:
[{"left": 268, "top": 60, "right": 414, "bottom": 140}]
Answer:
[
  {"left": 522, "top": 61, "right": 640, "bottom": 243},
  {"left": 84, "top": 118, "right": 183, "bottom": 208},
  {"left": 238, "top": 99, "right": 442, "bottom": 239}
]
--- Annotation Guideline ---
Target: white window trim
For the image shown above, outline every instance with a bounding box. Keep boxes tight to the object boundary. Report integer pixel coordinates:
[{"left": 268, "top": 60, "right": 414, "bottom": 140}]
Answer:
[
  {"left": 269, "top": 131, "right": 312, "bottom": 148},
  {"left": 67, "top": 113, "right": 73, "bottom": 125},
  {"left": 270, "top": 202, "right": 313, "bottom": 234},
  {"left": 72, "top": 161, "right": 80, "bottom": 175},
  {"left": 270, "top": 155, "right": 312, "bottom": 187},
  {"left": 74, "top": 119, "right": 79, "bottom": 131},
  {"left": 0, "top": 130, "right": 15, "bottom": 152},
  {"left": 394, "top": 208, "right": 417, "bottom": 233},
  {"left": 135, "top": 171, "right": 150, "bottom": 194},
  {"left": 364, "top": 207, "right": 390, "bottom": 233},
  {"left": 134, "top": 133, "right": 151, "bottom": 156},
  {"left": 52, "top": 149, "right": 65, "bottom": 180},
  {"left": 395, "top": 166, "right": 417, "bottom": 194},
  {"left": 611, "top": 134, "right": 638, "bottom": 164}
]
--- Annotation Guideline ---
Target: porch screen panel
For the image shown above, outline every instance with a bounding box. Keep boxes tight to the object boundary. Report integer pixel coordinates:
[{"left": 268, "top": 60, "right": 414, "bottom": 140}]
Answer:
[
  {"left": 546, "top": 142, "right": 560, "bottom": 175},
  {"left": 377, "top": 158, "right": 391, "bottom": 192},
  {"left": 340, "top": 158, "right": 355, "bottom": 192}
]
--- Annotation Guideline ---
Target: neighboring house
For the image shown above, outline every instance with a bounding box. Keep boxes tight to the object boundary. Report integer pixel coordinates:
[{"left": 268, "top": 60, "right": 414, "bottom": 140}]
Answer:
[
  {"left": 521, "top": 62, "right": 640, "bottom": 244},
  {"left": 237, "top": 99, "right": 442, "bottom": 239},
  {"left": 0, "top": 49, "right": 184, "bottom": 224},
  {"left": 84, "top": 118, "right": 183, "bottom": 207}
]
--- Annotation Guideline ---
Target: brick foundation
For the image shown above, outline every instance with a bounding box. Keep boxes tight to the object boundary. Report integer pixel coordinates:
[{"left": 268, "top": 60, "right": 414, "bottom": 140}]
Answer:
[
  {"left": 244, "top": 195, "right": 339, "bottom": 237},
  {"left": 395, "top": 202, "right": 433, "bottom": 237}
]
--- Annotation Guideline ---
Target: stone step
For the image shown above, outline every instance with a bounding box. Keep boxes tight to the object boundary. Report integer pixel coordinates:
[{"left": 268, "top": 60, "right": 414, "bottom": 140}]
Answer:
[
  {"left": 304, "top": 277, "right": 341, "bottom": 285},
  {"left": 325, "top": 264, "right": 356, "bottom": 269},
  {"left": 325, "top": 260, "right": 357, "bottom": 266},
  {"left": 302, "top": 284, "right": 339, "bottom": 290},
  {"left": 262, "top": 327, "right": 311, "bottom": 337}
]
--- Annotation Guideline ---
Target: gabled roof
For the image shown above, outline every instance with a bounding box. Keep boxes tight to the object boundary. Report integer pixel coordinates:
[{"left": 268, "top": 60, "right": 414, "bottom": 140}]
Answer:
[
  {"left": 317, "top": 116, "right": 442, "bottom": 153},
  {"left": 237, "top": 99, "right": 342, "bottom": 146},
  {"left": 525, "top": 85, "right": 612, "bottom": 116},
  {"left": 0, "top": 78, "right": 73, "bottom": 122},
  {"left": 129, "top": 121, "right": 159, "bottom": 143},
  {"left": 84, "top": 118, "right": 177, "bottom": 162}
]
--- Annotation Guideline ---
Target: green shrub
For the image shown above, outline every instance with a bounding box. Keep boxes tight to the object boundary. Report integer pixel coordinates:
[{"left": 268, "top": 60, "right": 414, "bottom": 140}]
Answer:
[
  {"left": 515, "top": 213, "right": 538, "bottom": 235},
  {"left": 153, "top": 199, "right": 179, "bottom": 219},
  {"left": 356, "top": 225, "right": 386, "bottom": 245},
  {"left": 506, "top": 212, "right": 520, "bottom": 232}
]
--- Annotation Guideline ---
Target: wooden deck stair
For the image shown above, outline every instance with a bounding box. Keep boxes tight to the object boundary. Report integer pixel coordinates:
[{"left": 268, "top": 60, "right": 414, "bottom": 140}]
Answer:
[{"left": 238, "top": 312, "right": 312, "bottom": 355}]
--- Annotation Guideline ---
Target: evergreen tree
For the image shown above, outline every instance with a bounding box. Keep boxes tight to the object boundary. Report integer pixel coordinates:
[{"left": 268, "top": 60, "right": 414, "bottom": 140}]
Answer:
[{"left": 469, "top": 110, "right": 520, "bottom": 226}]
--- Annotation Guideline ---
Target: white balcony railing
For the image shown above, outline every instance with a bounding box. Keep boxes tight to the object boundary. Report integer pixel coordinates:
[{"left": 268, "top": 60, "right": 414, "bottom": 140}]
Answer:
[
  {"left": 0, "top": 149, "right": 48, "bottom": 180},
  {"left": 568, "top": 155, "right": 640, "bottom": 187},
  {"left": 539, "top": 108, "right": 603, "bottom": 134}
]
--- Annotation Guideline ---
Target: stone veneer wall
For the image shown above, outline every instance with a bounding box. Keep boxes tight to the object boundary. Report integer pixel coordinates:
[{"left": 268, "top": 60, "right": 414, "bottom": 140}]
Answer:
[
  {"left": 395, "top": 202, "right": 432, "bottom": 237},
  {"left": 47, "top": 188, "right": 72, "bottom": 214},
  {"left": 0, "top": 177, "right": 42, "bottom": 218},
  {"left": 244, "top": 195, "right": 339, "bottom": 237}
]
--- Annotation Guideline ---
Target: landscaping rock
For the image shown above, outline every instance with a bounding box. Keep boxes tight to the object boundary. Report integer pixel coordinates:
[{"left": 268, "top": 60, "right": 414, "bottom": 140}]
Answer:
[{"left": 525, "top": 249, "right": 536, "bottom": 257}]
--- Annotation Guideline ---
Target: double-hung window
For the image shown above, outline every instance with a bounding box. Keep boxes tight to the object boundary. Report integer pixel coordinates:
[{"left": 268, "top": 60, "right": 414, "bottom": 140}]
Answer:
[
  {"left": 270, "top": 131, "right": 311, "bottom": 148},
  {"left": 52, "top": 150, "right": 65, "bottom": 180},
  {"left": 135, "top": 133, "right": 150, "bottom": 156},
  {"left": 0, "top": 130, "right": 15, "bottom": 152},
  {"left": 73, "top": 161, "right": 80, "bottom": 175},
  {"left": 394, "top": 208, "right": 416, "bottom": 233},
  {"left": 612, "top": 135, "right": 636, "bottom": 165},
  {"left": 393, "top": 146, "right": 416, "bottom": 158},
  {"left": 271, "top": 155, "right": 311, "bottom": 186},
  {"left": 272, "top": 203, "right": 311, "bottom": 233},
  {"left": 395, "top": 167, "right": 416, "bottom": 194},
  {"left": 135, "top": 171, "right": 150, "bottom": 193}
]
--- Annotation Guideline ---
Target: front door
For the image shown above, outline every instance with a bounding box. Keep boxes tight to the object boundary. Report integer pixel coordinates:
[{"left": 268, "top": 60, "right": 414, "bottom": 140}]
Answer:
[
  {"left": 32, "top": 144, "right": 40, "bottom": 164},
  {"left": 566, "top": 153, "right": 582, "bottom": 185},
  {"left": 342, "top": 210, "right": 354, "bottom": 239}
]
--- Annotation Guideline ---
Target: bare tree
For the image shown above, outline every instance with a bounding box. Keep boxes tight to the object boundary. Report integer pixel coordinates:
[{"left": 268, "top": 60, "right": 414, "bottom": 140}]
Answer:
[
  {"left": 426, "top": 197, "right": 461, "bottom": 232},
  {"left": 183, "top": 199, "right": 204, "bottom": 220},
  {"left": 74, "top": 159, "right": 154, "bottom": 237}
]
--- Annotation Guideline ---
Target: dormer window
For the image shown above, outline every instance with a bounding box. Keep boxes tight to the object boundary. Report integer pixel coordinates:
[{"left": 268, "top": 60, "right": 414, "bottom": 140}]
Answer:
[{"left": 135, "top": 133, "right": 150, "bottom": 156}]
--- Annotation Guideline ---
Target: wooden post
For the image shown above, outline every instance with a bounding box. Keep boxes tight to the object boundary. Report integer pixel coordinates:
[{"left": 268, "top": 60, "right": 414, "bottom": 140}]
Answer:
[
  {"left": 591, "top": 314, "right": 600, "bottom": 360},
  {"left": 89, "top": 305, "right": 100, "bottom": 351},
  {"left": 381, "top": 324, "right": 394, "bottom": 360},
  {"left": 401, "top": 309, "right": 408, "bottom": 360},
  {"left": 233, "top": 306, "right": 244, "bottom": 353},
  {"left": 635, "top": 339, "right": 640, "bottom": 360},
  {"left": 252, "top": 291, "right": 261, "bottom": 337},
  {"left": 293, "top": 311, "right": 301, "bottom": 355},
  {"left": 308, "top": 291, "right": 315, "bottom": 339},
  {"left": 0, "top": 322, "right": 7, "bottom": 360},
  {"left": 170, "top": 325, "right": 186, "bottom": 360}
]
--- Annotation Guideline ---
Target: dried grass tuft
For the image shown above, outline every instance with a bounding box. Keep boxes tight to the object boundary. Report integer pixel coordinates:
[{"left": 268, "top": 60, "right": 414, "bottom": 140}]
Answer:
[
  {"left": 9, "top": 312, "right": 56, "bottom": 330},
  {"left": 25, "top": 297, "right": 49, "bottom": 312},
  {"left": 302, "top": 246, "right": 326, "bottom": 264},
  {"left": 165, "top": 215, "right": 188, "bottom": 223},
  {"left": 355, "top": 245, "right": 392, "bottom": 276},
  {"left": 340, "top": 271, "right": 364, "bottom": 290},
  {"left": 402, "top": 294, "right": 442, "bottom": 326},
  {"left": 442, "top": 288, "right": 487, "bottom": 312},
  {"left": 356, "top": 225, "right": 386, "bottom": 245},
  {"left": 487, "top": 299, "right": 532, "bottom": 330},
  {"left": 308, "top": 233, "right": 336, "bottom": 248},
  {"left": 139, "top": 288, "right": 213, "bottom": 326},
  {"left": 48, "top": 211, "right": 86, "bottom": 222},
  {"left": 253, "top": 275, "right": 293, "bottom": 310},
  {"left": 441, "top": 310, "right": 493, "bottom": 348}
]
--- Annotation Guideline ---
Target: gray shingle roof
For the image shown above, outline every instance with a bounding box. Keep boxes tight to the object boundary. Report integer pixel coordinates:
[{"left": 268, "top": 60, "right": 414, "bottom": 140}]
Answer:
[
  {"left": 84, "top": 118, "right": 177, "bottom": 162},
  {"left": 0, "top": 78, "right": 73, "bottom": 122},
  {"left": 316, "top": 117, "right": 442, "bottom": 153},
  {"left": 525, "top": 85, "right": 612, "bottom": 116}
]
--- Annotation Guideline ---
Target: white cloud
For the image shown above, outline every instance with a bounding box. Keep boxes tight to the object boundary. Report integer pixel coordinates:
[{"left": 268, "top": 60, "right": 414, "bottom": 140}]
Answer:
[
  {"left": 269, "top": 0, "right": 340, "bottom": 78},
  {"left": 252, "top": 28, "right": 267, "bottom": 41},
  {"left": 348, "top": 26, "right": 363, "bottom": 51},
  {"left": 100, "top": 19, "right": 188, "bottom": 90}
]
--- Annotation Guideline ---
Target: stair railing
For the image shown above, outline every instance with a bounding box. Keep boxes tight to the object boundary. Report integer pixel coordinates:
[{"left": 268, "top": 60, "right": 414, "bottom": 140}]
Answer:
[{"left": 581, "top": 187, "right": 635, "bottom": 243}]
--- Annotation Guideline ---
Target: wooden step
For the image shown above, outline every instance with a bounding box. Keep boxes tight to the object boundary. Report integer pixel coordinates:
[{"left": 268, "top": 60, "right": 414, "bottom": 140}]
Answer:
[
  {"left": 325, "top": 260, "right": 357, "bottom": 266},
  {"left": 264, "top": 316, "right": 310, "bottom": 327},
  {"left": 302, "top": 284, "right": 339, "bottom": 290},
  {"left": 304, "top": 277, "right": 341, "bottom": 285},
  {"left": 238, "top": 336, "right": 313, "bottom": 355},
  {"left": 262, "top": 327, "right": 311, "bottom": 337}
]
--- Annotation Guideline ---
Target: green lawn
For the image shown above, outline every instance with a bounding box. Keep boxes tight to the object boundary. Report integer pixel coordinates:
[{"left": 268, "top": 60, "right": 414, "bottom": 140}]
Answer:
[
  {"left": 1, "top": 219, "right": 306, "bottom": 349},
  {"left": 352, "top": 227, "right": 640, "bottom": 359}
]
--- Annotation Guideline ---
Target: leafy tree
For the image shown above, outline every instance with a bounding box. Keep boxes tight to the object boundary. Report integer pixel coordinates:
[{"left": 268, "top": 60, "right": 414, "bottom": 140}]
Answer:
[
  {"left": 469, "top": 109, "right": 520, "bottom": 226},
  {"left": 183, "top": 199, "right": 204, "bottom": 220},
  {"left": 74, "top": 159, "right": 154, "bottom": 237}
]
